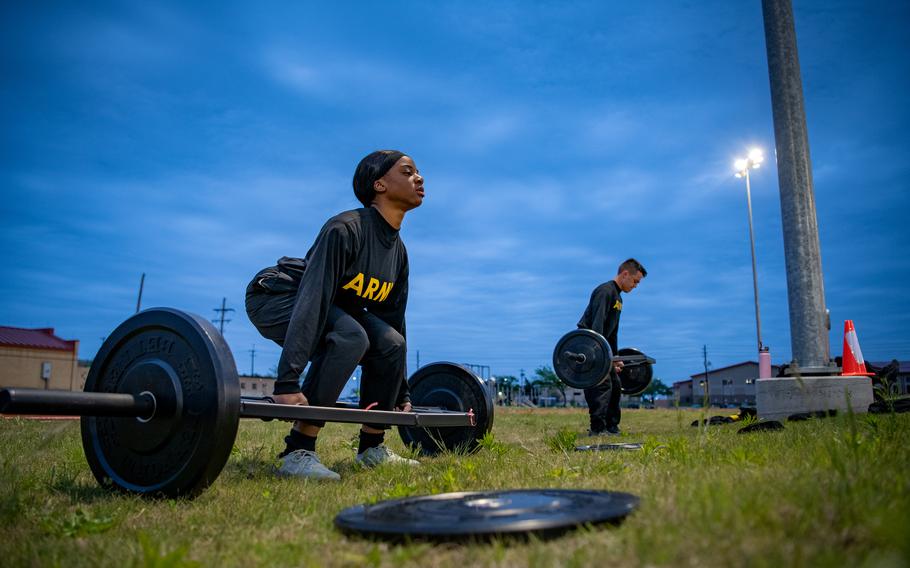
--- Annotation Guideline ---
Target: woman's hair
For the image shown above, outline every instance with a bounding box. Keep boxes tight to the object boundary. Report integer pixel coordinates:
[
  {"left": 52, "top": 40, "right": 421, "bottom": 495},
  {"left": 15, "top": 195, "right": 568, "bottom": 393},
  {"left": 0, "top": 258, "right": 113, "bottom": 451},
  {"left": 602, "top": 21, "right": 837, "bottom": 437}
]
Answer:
[{"left": 352, "top": 150, "right": 406, "bottom": 207}]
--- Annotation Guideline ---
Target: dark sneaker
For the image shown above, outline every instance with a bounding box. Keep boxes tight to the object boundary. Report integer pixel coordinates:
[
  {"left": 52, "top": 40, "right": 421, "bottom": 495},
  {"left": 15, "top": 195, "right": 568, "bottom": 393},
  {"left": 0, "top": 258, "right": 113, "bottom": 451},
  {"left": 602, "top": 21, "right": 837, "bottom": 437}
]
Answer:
[{"left": 606, "top": 426, "right": 621, "bottom": 435}]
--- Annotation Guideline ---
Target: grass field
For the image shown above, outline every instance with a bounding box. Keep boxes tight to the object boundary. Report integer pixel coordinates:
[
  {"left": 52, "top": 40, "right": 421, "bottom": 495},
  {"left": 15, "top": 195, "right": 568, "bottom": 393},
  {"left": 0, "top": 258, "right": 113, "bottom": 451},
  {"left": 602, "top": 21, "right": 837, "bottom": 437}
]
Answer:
[{"left": 1, "top": 407, "right": 908, "bottom": 567}]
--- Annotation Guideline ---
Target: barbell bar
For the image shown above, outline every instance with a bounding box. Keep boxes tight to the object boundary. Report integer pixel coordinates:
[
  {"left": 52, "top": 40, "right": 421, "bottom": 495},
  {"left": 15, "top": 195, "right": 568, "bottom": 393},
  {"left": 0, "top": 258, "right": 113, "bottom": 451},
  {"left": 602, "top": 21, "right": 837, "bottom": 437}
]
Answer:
[
  {"left": 561, "top": 351, "right": 655, "bottom": 368},
  {"left": 0, "top": 389, "right": 476, "bottom": 429},
  {"left": 0, "top": 308, "right": 494, "bottom": 498}
]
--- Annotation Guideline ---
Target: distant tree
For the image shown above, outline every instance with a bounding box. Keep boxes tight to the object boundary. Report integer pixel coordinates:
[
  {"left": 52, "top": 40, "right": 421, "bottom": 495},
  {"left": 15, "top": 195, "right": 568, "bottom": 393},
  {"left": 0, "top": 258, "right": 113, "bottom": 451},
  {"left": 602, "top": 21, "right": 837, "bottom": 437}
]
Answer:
[
  {"left": 534, "top": 365, "right": 566, "bottom": 406},
  {"left": 642, "top": 378, "right": 673, "bottom": 404}
]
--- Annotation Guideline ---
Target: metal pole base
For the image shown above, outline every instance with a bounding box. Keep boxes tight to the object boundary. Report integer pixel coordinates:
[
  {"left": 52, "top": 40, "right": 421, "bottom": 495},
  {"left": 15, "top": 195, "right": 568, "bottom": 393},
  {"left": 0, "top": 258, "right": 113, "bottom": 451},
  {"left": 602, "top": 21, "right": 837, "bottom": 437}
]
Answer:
[{"left": 783, "top": 364, "right": 842, "bottom": 377}]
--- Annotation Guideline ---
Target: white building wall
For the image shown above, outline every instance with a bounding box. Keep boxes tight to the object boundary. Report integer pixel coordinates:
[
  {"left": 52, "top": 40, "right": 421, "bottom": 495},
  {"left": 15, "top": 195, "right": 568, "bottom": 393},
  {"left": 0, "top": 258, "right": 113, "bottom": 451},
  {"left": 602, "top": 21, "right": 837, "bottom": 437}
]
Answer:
[{"left": 690, "top": 363, "right": 780, "bottom": 407}]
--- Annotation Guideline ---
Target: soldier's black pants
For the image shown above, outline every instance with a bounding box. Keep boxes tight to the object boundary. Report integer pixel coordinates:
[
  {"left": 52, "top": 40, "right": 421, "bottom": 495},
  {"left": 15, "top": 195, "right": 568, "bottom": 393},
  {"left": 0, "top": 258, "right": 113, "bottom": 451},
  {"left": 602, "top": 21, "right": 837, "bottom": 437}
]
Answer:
[
  {"left": 247, "top": 292, "right": 405, "bottom": 430},
  {"left": 584, "top": 371, "right": 621, "bottom": 432}
]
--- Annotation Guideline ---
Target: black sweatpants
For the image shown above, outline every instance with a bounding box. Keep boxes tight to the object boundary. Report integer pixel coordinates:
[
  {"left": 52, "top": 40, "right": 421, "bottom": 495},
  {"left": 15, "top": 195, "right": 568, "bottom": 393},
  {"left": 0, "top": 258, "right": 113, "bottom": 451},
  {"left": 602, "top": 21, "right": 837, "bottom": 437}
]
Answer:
[
  {"left": 247, "top": 294, "right": 406, "bottom": 430},
  {"left": 584, "top": 371, "right": 621, "bottom": 432}
]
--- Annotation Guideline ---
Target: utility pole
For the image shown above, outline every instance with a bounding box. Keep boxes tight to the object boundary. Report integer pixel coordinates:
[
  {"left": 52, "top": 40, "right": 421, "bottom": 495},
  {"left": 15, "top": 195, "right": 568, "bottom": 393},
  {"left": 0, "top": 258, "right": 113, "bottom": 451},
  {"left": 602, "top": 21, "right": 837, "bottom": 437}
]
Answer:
[
  {"left": 212, "top": 298, "right": 234, "bottom": 335},
  {"left": 135, "top": 273, "right": 146, "bottom": 313},
  {"left": 248, "top": 345, "right": 256, "bottom": 376},
  {"left": 762, "top": 0, "right": 832, "bottom": 373},
  {"left": 416, "top": 350, "right": 420, "bottom": 370},
  {"left": 702, "top": 345, "right": 711, "bottom": 406},
  {"left": 520, "top": 369, "right": 526, "bottom": 405}
]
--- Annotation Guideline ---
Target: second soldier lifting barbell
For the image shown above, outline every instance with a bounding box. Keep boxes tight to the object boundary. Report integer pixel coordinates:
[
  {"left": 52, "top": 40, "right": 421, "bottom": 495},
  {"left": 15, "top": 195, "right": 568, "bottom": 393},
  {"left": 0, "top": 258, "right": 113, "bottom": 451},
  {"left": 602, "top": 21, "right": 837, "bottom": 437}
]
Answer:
[{"left": 552, "top": 329, "right": 657, "bottom": 395}]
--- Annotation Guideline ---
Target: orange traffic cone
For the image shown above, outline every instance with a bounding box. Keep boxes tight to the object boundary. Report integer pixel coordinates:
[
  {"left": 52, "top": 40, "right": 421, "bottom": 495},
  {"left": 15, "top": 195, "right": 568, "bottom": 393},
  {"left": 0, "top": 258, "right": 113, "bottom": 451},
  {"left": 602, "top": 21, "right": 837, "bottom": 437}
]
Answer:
[{"left": 842, "top": 320, "right": 874, "bottom": 377}]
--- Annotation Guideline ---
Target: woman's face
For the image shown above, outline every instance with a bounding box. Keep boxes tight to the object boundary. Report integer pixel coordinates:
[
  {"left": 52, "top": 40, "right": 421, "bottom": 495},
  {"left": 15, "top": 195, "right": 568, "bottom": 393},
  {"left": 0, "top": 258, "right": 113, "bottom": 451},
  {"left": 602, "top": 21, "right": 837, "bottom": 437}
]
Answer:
[{"left": 374, "top": 156, "right": 424, "bottom": 210}]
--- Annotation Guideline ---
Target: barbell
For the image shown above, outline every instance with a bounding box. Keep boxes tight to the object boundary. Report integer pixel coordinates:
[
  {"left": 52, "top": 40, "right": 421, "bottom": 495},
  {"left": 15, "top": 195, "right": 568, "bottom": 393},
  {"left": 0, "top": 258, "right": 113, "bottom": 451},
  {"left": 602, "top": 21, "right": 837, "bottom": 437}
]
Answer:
[
  {"left": 0, "top": 308, "right": 493, "bottom": 498},
  {"left": 552, "top": 329, "right": 656, "bottom": 394}
]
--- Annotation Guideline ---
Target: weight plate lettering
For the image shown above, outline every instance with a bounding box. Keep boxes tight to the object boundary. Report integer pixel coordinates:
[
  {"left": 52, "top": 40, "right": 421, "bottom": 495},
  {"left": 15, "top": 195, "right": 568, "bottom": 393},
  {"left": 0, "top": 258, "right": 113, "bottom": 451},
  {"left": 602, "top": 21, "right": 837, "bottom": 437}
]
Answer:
[{"left": 80, "top": 308, "right": 240, "bottom": 497}]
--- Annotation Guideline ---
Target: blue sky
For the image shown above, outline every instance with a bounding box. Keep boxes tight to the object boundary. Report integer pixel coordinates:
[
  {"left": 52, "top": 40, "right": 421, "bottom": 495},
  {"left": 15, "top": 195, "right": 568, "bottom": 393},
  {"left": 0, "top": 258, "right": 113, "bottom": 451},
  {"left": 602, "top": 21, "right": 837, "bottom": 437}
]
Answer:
[{"left": 2, "top": 1, "right": 908, "bottom": 391}]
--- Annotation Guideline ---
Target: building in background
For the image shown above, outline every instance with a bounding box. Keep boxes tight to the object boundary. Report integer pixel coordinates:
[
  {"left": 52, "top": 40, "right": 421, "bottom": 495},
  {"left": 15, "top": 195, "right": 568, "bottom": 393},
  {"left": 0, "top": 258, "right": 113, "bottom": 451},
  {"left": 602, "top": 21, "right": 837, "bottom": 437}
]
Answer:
[
  {"left": 0, "top": 326, "right": 80, "bottom": 391},
  {"left": 239, "top": 375, "right": 275, "bottom": 398},
  {"left": 77, "top": 360, "right": 92, "bottom": 390},
  {"left": 675, "top": 361, "right": 782, "bottom": 407},
  {"left": 566, "top": 387, "right": 586, "bottom": 407},
  {"left": 673, "top": 359, "right": 909, "bottom": 407},
  {"left": 673, "top": 379, "right": 695, "bottom": 406}
]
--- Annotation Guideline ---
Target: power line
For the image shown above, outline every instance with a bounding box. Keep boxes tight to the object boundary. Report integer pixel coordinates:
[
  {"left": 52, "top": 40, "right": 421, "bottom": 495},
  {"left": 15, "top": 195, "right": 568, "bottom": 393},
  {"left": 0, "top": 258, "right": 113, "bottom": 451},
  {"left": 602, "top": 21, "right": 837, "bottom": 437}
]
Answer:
[{"left": 212, "top": 297, "right": 235, "bottom": 335}]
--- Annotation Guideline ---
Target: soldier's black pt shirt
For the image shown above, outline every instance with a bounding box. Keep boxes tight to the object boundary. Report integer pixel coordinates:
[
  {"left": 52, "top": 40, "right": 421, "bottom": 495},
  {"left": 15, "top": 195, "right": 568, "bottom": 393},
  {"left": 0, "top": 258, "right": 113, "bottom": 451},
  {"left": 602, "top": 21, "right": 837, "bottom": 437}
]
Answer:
[
  {"left": 577, "top": 280, "right": 622, "bottom": 353},
  {"left": 260, "top": 207, "right": 409, "bottom": 394}
]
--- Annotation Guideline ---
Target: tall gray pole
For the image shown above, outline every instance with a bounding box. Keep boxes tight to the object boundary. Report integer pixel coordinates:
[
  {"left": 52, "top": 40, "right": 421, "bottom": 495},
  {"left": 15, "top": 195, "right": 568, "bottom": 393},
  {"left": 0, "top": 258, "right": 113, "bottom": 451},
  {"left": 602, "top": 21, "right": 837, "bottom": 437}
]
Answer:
[
  {"left": 761, "top": 0, "right": 831, "bottom": 372},
  {"left": 744, "top": 169, "right": 763, "bottom": 352}
]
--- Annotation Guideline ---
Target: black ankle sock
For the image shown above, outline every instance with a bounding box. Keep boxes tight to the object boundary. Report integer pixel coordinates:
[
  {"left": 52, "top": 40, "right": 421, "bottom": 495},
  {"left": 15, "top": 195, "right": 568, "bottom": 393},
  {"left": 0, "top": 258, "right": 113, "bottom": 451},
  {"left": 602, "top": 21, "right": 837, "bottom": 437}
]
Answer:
[
  {"left": 280, "top": 429, "right": 316, "bottom": 457},
  {"left": 358, "top": 431, "right": 385, "bottom": 454}
]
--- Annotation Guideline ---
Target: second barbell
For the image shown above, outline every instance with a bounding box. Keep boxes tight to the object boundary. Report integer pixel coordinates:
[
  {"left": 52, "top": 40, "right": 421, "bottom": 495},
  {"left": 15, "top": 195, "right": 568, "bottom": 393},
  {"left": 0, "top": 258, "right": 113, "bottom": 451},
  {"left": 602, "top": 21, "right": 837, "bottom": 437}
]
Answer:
[{"left": 552, "top": 329, "right": 656, "bottom": 394}]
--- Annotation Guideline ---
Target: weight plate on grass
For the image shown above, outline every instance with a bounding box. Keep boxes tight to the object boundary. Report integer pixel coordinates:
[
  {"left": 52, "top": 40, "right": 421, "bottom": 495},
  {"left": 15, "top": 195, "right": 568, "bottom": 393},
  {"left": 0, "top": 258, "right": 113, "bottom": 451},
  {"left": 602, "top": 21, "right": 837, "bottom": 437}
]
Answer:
[
  {"left": 80, "top": 308, "right": 240, "bottom": 497},
  {"left": 553, "top": 329, "right": 613, "bottom": 389},
  {"left": 617, "top": 347, "right": 653, "bottom": 395},
  {"left": 737, "top": 420, "right": 784, "bottom": 434},
  {"left": 398, "top": 362, "right": 493, "bottom": 455},
  {"left": 335, "top": 488, "right": 639, "bottom": 540},
  {"left": 575, "top": 443, "right": 644, "bottom": 452}
]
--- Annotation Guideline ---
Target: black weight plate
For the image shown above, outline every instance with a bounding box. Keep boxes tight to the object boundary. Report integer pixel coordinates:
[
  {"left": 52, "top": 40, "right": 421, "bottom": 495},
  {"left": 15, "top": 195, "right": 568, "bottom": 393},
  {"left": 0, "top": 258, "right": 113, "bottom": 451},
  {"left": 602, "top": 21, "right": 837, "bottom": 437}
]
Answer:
[
  {"left": 617, "top": 347, "right": 653, "bottom": 395},
  {"left": 575, "top": 443, "right": 644, "bottom": 452},
  {"left": 398, "top": 362, "right": 493, "bottom": 455},
  {"left": 81, "top": 308, "right": 240, "bottom": 497},
  {"left": 737, "top": 420, "right": 785, "bottom": 434},
  {"left": 335, "top": 488, "right": 639, "bottom": 540},
  {"left": 553, "top": 329, "right": 613, "bottom": 389}
]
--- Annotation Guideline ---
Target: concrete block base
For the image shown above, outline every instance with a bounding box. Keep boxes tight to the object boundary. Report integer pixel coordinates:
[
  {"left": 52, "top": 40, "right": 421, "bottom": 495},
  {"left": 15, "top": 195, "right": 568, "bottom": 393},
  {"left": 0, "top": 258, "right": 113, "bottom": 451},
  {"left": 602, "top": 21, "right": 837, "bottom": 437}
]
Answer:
[{"left": 756, "top": 376, "right": 874, "bottom": 421}]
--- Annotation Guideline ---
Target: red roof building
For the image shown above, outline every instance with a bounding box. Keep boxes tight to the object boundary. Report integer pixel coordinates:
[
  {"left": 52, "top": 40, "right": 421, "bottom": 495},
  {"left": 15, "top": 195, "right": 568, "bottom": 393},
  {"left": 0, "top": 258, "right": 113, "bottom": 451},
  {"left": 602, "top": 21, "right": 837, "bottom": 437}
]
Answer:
[
  {"left": 0, "top": 326, "right": 80, "bottom": 391},
  {"left": 0, "top": 327, "right": 79, "bottom": 352}
]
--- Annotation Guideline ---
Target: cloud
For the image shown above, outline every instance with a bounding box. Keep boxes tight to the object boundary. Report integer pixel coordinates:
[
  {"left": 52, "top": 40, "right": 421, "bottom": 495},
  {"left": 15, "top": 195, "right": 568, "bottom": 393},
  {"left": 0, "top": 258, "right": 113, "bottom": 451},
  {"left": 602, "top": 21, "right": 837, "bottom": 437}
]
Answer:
[
  {"left": 261, "top": 46, "right": 467, "bottom": 108},
  {"left": 2, "top": 0, "right": 906, "bottom": 386}
]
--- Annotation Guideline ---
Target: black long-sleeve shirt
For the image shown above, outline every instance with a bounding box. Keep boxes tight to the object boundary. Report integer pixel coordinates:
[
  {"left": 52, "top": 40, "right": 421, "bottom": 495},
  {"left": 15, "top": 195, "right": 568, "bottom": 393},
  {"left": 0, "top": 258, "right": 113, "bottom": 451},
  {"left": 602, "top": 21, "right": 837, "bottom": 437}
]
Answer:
[
  {"left": 274, "top": 207, "right": 409, "bottom": 394},
  {"left": 577, "top": 280, "right": 622, "bottom": 353}
]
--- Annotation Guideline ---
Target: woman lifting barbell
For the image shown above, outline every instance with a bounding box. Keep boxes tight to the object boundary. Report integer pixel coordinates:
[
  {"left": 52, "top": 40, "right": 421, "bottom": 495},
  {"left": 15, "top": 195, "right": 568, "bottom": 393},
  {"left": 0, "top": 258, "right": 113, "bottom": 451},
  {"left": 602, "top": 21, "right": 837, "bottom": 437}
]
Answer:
[{"left": 245, "top": 150, "right": 424, "bottom": 480}]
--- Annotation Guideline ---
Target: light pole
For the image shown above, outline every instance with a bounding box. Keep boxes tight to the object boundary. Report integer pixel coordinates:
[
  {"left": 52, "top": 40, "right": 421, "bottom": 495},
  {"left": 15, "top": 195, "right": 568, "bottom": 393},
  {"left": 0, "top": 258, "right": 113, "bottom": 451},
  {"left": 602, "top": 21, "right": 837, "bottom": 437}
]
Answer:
[{"left": 735, "top": 148, "right": 772, "bottom": 378}]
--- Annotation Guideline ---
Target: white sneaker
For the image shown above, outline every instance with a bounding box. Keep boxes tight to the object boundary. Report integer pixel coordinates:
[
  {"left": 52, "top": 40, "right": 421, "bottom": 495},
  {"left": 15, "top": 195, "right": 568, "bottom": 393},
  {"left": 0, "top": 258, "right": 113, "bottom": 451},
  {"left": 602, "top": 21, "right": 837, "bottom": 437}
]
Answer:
[
  {"left": 355, "top": 445, "right": 420, "bottom": 468},
  {"left": 277, "top": 449, "right": 341, "bottom": 481}
]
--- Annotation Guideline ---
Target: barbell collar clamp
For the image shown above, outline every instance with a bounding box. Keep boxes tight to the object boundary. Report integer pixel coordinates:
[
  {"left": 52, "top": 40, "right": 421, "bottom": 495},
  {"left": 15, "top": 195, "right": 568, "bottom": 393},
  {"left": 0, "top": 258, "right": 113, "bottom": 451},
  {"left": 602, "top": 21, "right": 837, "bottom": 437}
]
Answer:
[{"left": 563, "top": 351, "right": 587, "bottom": 364}]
